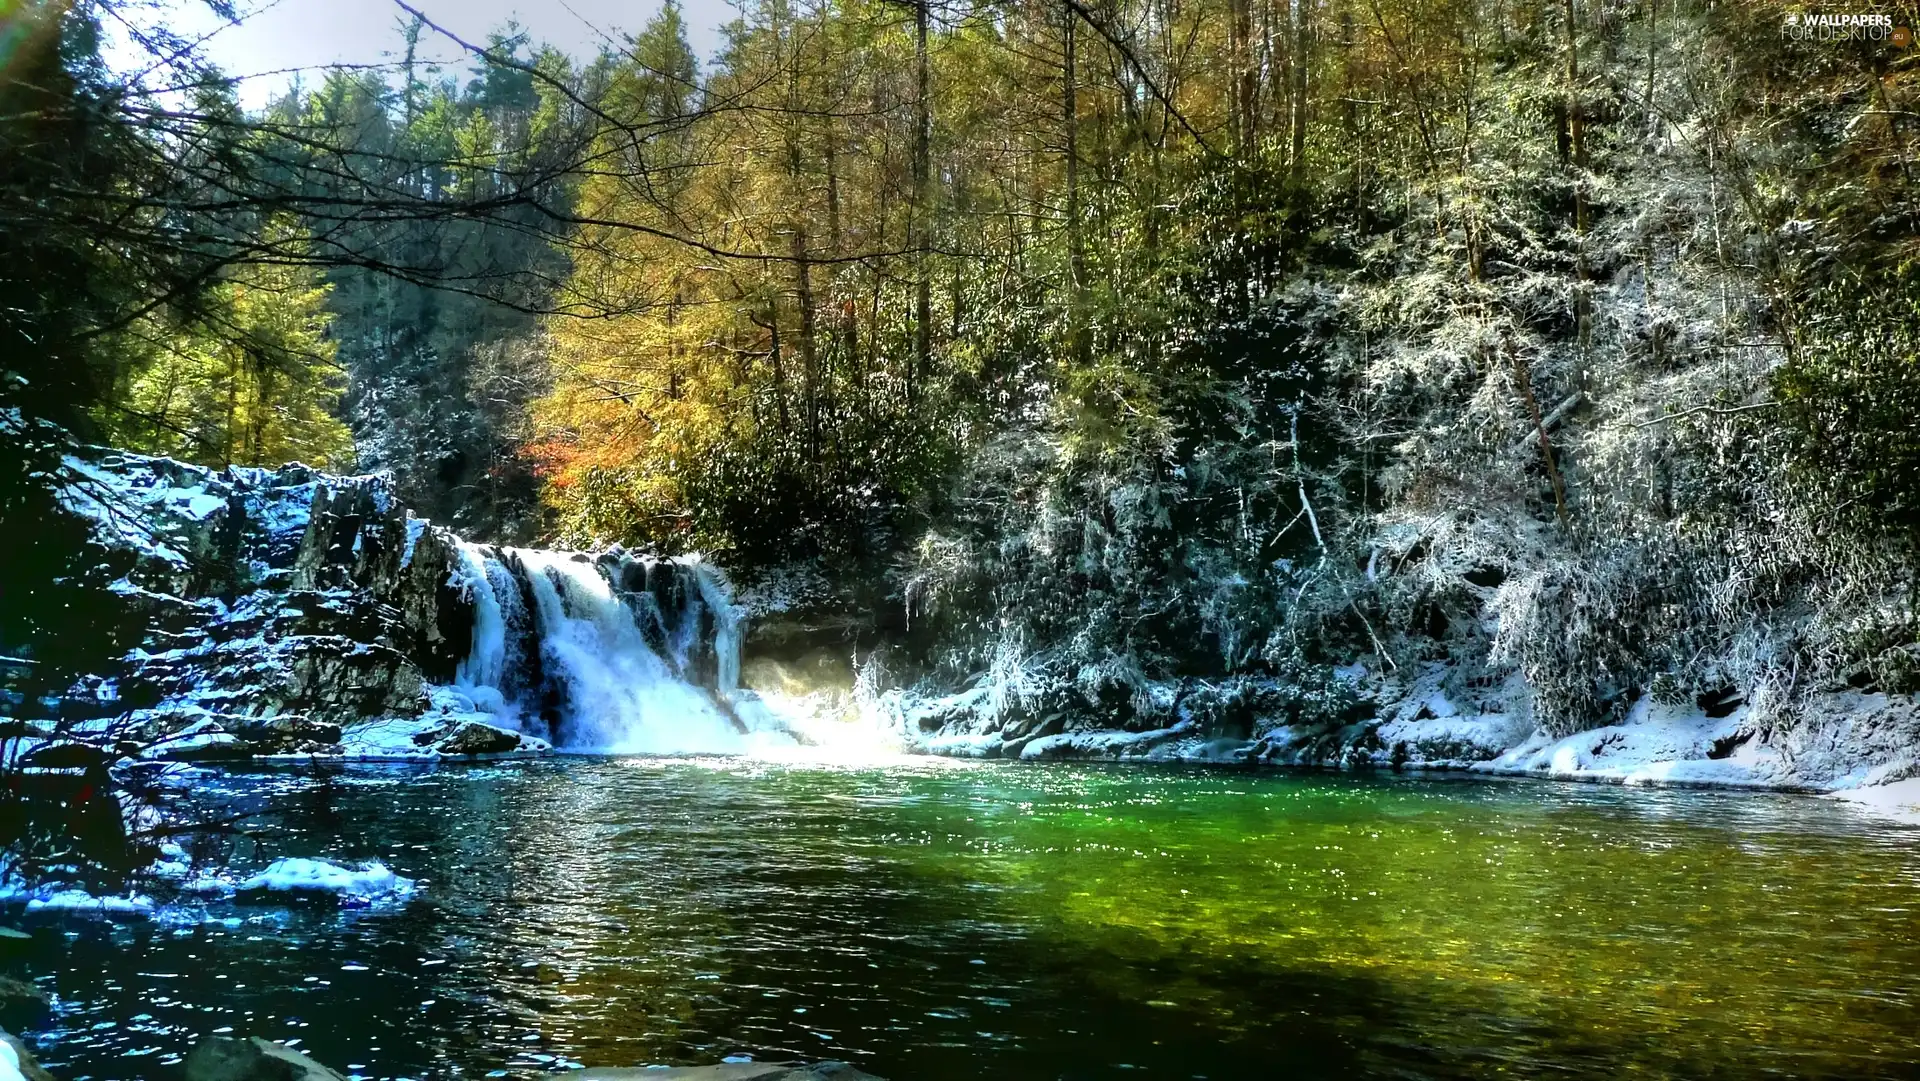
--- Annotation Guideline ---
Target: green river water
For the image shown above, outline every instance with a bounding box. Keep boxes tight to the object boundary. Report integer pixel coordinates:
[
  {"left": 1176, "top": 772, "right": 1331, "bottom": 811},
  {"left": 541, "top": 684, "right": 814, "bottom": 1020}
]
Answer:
[{"left": 12, "top": 758, "right": 1920, "bottom": 1080}]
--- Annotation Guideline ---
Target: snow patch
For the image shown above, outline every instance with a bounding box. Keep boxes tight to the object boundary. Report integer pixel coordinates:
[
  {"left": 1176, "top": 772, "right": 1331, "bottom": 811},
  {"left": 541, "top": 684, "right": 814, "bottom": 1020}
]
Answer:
[
  {"left": 1474, "top": 697, "right": 1780, "bottom": 787},
  {"left": 1019, "top": 722, "right": 1199, "bottom": 760},
  {"left": 238, "top": 858, "right": 416, "bottom": 904},
  {"left": 1826, "top": 778, "right": 1920, "bottom": 825},
  {"left": 0, "top": 1036, "right": 27, "bottom": 1081},
  {"left": 0, "top": 884, "right": 156, "bottom": 915},
  {"left": 276, "top": 715, "right": 552, "bottom": 762},
  {"left": 1376, "top": 712, "right": 1529, "bottom": 764}
]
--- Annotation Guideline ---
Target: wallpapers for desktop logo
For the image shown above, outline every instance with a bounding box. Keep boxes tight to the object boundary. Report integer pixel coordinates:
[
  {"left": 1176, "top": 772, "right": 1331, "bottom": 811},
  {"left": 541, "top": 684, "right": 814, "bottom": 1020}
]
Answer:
[{"left": 1782, "top": 9, "right": 1914, "bottom": 45}]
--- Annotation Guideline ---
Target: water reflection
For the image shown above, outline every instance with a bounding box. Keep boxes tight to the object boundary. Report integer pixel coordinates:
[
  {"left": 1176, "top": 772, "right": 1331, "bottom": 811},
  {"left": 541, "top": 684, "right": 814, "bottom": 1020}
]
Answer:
[{"left": 5, "top": 761, "right": 1919, "bottom": 1080}]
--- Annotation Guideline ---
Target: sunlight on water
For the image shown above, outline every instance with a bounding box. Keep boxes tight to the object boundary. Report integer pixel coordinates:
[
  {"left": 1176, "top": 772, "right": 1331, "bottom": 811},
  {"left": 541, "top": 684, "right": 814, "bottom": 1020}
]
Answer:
[{"left": 9, "top": 761, "right": 1920, "bottom": 1081}]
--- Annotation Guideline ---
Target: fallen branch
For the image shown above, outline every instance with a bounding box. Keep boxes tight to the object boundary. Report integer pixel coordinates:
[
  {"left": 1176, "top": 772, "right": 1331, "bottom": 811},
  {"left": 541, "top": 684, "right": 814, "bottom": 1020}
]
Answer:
[
  {"left": 1632, "top": 400, "right": 1779, "bottom": 428},
  {"left": 1507, "top": 391, "right": 1584, "bottom": 455}
]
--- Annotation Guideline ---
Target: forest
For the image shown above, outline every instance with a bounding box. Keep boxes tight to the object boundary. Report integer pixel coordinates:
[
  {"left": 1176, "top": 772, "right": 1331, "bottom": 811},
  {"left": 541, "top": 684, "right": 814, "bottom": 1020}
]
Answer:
[
  {"left": 1, "top": 0, "right": 1920, "bottom": 1076},
  {"left": 3, "top": 0, "right": 1919, "bottom": 742}
]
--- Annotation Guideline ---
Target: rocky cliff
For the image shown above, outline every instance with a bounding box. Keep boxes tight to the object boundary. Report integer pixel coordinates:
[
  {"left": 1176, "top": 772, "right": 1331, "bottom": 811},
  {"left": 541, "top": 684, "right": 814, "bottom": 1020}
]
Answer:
[
  {"left": 22, "top": 449, "right": 542, "bottom": 759},
  {"left": 9, "top": 446, "right": 830, "bottom": 765}
]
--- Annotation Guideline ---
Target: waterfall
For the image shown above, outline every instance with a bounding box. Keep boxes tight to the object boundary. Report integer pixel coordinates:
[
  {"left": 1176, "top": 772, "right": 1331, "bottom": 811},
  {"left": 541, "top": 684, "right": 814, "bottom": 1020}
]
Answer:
[
  {"left": 688, "top": 557, "right": 742, "bottom": 694},
  {"left": 443, "top": 543, "right": 757, "bottom": 754},
  {"left": 451, "top": 543, "right": 512, "bottom": 712}
]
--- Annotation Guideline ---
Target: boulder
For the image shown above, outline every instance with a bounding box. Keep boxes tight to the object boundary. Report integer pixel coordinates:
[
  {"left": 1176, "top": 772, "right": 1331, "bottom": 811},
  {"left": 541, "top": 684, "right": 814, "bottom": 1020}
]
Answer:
[
  {"left": 0, "top": 1027, "right": 57, "bottom": 1081},
  {"left": 278, "top": 637, "right": 428, "bottom": 723},
  {"left": 0, "top": 976, "right": 49, "bottom": 1030},
  {"left": 183, "top": 1036, "right": 347, "bottom": 1081},
  {"left": 568, "top": 1063, "right": 884, "bottom": 1081},
  {"left": 17, "top": 742, "right": 113, "bottom": 771},
  {"left": 433, "top": 721, "right": 524, "bottom": 756},
  {"left": 144, "top": 720, "right": 253, "bottom": 763},
  {"left": 228, "top": 715, "right": 344, "bottom": 754}
]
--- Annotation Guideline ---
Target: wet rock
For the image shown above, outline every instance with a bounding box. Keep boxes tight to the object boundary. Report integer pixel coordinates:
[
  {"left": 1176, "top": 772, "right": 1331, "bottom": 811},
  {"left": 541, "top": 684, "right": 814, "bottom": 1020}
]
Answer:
[
  {"left": 434, "top": 721, "right": 524, "bottom": 756},
  {"left": 228, "top": 715, "right": 344, "bottom": 754},
  {"left": 0, "top": 976, "right": 50, "bottom": 1030},
  {"left": 382, "top": 526, "right": 473, "bottom": 684},
  {"left": 279, "top": 637, "right": 428, "bottom": 723},
  {"left": 568, "top": 1063, "right": 884, "bottom": 1081},
  {"left": 183, "top": 1036, "right": 347, "bottom": 1081},
  {"left": 144, "top": 719, "right": 252, "bottom": 762},
  {"left": 0, "top": 1026, "right": 58, "bottom": 1081},
  {"left": 37, "top": 452, "right": 491, "bottom": 757}
]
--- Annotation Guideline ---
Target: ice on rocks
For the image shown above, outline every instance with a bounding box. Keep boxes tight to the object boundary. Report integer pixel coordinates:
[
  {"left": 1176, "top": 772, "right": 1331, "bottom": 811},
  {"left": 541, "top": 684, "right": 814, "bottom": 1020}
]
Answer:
[
  {"left": 237, "top": 858, "right": 416, "bottom": 904},
  {"left": 0, "top": 883, "right": 156, "bottom": 915}
]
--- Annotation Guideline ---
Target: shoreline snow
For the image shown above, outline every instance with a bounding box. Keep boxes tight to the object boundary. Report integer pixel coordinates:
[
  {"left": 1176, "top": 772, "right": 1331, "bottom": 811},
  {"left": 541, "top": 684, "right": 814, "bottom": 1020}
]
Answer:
[{"left": 878, "top": 668, "right": 1920, "bottom": 817}]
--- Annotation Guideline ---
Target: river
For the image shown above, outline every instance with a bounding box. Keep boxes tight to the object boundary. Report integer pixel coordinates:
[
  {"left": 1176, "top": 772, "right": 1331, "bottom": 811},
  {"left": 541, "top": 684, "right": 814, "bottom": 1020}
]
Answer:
[{"left": 11, "top": 759, "right": 1920, "bottom": 1080}]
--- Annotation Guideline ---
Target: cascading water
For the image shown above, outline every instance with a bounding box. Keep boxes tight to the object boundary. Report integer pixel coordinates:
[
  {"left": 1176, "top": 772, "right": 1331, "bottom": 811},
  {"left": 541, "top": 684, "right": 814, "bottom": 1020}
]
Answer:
[
  {"left": 451, "top": 544, "right": 525, "bottom": 714},
  {"left": 446, "top": 542, "right": 761, "bottom": 754}
]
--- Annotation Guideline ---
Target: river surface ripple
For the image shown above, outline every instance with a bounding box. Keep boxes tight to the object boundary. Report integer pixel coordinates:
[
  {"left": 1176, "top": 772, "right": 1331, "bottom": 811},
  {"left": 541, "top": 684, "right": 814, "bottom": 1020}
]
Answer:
[{"left": 10, "top": 759, "right": 1920, "bottom": 1080}]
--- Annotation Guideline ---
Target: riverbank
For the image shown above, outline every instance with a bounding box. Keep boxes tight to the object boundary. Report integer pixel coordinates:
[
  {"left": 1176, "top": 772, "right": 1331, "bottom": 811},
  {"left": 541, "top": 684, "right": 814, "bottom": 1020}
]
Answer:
[
  {"left": 12, "top": 442, "right": 1920, "bottom": 839},
  {"left": 878, "top": 666, "right": 1920, "bottom": 819}
]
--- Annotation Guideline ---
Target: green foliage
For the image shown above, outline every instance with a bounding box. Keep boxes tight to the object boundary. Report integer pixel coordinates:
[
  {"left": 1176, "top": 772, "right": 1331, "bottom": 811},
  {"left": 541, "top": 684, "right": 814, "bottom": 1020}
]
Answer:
[
  {"left": 96, "top": 224, "right": 353, "bottom": 469},
  {"left": 7, "top": 0, "right": 1920, "bottom": 745},
  {"left": 0, "top": 0, "right": 244, "bottom": 689}
]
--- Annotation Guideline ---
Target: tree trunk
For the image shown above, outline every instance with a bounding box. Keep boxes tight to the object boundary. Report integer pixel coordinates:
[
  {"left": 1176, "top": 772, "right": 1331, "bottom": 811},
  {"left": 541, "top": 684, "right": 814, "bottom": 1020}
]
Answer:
[
  {"left": 1565, "top": 0, "right": 1590, "bottom": 361},
  {"left": 1064, "top": 1, "right": 1089, "bottom": 364},
  {"left": 1288, "top": 0, "right": 1309, "bottom": 181},
  {"left": 767, "top": 299, "right": 790, "bottom": 435},
  {"left": 1511, "top": 342, "right": 1569, "bottom": 529},
  {"left": 912, "top": 0, "right": 933, "bottom": 403},
  {"left": 1232, "top": 0, "right": 1257, "bottom": 152},
  {"left": 826, "top": 129, "right": 855, "bottom": 361},
  {"left": 792, "top": 229, "right": 820, "bottom": 467}
]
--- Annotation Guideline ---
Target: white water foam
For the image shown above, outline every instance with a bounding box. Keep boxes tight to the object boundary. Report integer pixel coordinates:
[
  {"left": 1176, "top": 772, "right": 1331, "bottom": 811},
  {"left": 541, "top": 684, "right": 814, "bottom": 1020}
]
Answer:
[
  {"left": 514, "top": 549, "right": 748, "bottom": 754},
  {"left": 441, "top": 542, "right": 904, "bottom": 758},
  {"left": 451, "top": 542, "right": 515, "bottom": 716}
]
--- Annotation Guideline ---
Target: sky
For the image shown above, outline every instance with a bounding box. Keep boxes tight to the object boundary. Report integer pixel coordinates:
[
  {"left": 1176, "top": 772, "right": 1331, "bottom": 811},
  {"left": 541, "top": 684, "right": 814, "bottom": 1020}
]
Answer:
[{"left": 114, "top": 0, "right": 739, "bottom": 107}]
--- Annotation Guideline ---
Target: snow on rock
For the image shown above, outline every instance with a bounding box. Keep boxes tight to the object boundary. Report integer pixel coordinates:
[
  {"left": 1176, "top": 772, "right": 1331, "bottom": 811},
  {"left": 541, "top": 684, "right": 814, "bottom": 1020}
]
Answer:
[
  {"left": 1373, "top": 712, "right": 1532, "bottom": 767},
  {"left": 0, "top": 1039, "right": 26, "bottom": 1081},
  {"left": 917, "top": 731, "right": 1003, "bottom": 757},
  {"left": 891, "top": 659, "right": 1871, "bottom": 794},
  {"left": 138, "top": 719, "right": 248, "bottom": 761},
  {"left": 237, "top": 858, "right": 416, "bottom": 905},
  {"left": 1475, "top": 697, "right": 1780, "bottom": 787},
  {"left": 27, "top": 890, "right": 156, "bottom": 914},
  {"left": 0, "top": 884, "right": 156, "bottom": 916},
  {"left": 40, "top": 446, "right": 486, "bottom": 757},
  {"left": 1019, "top": 722, "right": 1208, "bottom": 761},
  {"left": 306, "top": 714, "right": 552, "bottom": 761}
]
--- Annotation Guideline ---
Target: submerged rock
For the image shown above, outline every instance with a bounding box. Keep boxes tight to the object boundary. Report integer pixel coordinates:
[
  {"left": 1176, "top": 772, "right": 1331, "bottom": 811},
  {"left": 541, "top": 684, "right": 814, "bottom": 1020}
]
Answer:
[
  {"left": 569, "top": 1063, "right": 884, "bottom": 1081},
  {"left": 183, "top": 1036, "right": 346, "bottom": 1081},
  {"left": 0, "top": 977, "right": 49, "bottom": 1031}
]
